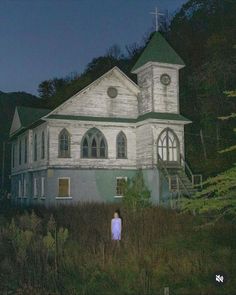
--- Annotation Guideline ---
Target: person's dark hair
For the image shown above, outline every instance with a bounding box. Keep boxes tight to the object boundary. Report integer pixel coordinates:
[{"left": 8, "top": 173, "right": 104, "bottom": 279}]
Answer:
[{"left": 115, "top": 209, "right": 123, "bottom": 223}]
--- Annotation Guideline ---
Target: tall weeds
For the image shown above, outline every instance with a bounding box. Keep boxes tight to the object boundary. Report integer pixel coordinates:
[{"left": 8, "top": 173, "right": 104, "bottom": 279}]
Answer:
[{"left": 0, "top": 203, "right": 235, "bottom": 294}]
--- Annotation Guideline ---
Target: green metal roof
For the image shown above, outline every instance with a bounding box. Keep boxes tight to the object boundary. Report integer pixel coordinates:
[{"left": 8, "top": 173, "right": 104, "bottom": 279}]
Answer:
[
  {"left": 136, "top": 112, "right": 190, "bottom": 122},
  {"left": 47, "top": 112, "right": 190, "bottom": 123},
  {"left": 132, "top": 32, "right": 185, "bottom": 72},
  {"left": 17, "top": 106, "right": 51, "bottom": 127}
]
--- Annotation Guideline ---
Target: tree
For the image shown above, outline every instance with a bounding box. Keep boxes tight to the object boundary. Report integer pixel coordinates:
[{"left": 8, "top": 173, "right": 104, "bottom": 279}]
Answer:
[
  {"left": 181, "top": 91, "right": 236, "bottom": 221},
  {"left": 122, "top": 170, "right": 151, "bottom": 211}
]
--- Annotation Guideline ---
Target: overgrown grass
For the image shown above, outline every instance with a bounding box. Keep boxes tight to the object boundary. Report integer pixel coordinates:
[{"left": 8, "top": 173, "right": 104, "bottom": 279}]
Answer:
[{"left": 0, "top": 202, "right": 235, "bottom": 295}]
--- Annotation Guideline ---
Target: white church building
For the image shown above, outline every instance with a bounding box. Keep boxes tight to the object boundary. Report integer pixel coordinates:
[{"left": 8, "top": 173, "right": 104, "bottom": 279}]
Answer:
[{"left": 9, "top": 32, "right": 198, "bottom": 206}]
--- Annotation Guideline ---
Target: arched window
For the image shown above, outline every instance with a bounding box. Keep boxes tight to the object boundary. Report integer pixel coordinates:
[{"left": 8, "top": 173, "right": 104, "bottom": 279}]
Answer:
[
  {"left": 58, "top": 129, "right": 70, "bottom": 158},
  {"left": 157, "top": 128, "right": 179, "bottom": 163},
  {"left": 82, "top": 137, "right": 89, "bottom": 158},
  {"left": 91, "top": 138, "right": 97, "bottom": 158},
  {"left": 81, "top": 128, "right": 108, "bottom": 158},
  {"left": 100, "top": 138, "right": 106, "bottom": 158},
  {"left": 116, "top": 131, "right": 127, "bottom": 159}
]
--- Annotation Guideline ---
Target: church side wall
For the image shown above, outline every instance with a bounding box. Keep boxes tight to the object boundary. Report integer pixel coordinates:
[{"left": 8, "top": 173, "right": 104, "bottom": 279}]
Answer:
[
  {"left": 11, "top": 168, "right": 164, "bottom": 206},
  {"left": 11, "top": 122, "right": 49, "bottom": 176},
  {"left": 48, "top": 120, "right": 137, "bottom": 169}
]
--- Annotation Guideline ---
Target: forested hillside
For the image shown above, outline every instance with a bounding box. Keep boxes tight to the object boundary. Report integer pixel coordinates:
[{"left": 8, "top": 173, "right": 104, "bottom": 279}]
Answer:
[{"left": 0, "top": 0, "right": 235, "bottom": 192}]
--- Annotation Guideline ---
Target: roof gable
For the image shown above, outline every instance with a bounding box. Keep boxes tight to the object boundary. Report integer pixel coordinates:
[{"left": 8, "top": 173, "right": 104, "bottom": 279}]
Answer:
[
  {"left": 10, "top": 106, "right": 51, "bottom": 136},
  {"left": 10, "top": 108, "right": 21, "bottom": 135},
  {"left": 45, "top": 66, "right": 140, "bottom": 118},
  {"left": 131, "top": 32, "right": 185, "bottom": 73}
]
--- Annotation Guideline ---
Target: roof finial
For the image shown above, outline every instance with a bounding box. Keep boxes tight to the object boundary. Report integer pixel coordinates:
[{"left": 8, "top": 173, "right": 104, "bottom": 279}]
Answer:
[{"left": 150, "top": 7, "right": 164, "bottom": 32}]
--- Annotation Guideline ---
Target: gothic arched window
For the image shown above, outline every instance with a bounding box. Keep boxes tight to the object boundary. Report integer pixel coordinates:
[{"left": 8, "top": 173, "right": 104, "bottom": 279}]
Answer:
[
  {"left": 58, "top": 129, "right": 70, "bottom": 158},
  {"left": 157, "top": 128, "right": 179, "bottom": 163},
  {"left": 81, "top": 128, "right": 108, "bottom": 158},
  {"left": 116, "top": 131, "right": 127, "bottom": 159},
  {"left": 82, "top": 137, "right": 89, "bottom": 158}
]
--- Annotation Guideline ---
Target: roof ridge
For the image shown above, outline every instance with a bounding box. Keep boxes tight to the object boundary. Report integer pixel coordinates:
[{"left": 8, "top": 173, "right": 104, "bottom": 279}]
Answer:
[{"left": 131, "top": 32, "right": 185, "bottom": 72}]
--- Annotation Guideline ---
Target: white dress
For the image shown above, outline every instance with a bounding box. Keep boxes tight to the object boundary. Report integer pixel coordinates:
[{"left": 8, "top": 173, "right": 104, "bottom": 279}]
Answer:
[{"left": 111, "top": 217, "right": 122, "bottom": 240}]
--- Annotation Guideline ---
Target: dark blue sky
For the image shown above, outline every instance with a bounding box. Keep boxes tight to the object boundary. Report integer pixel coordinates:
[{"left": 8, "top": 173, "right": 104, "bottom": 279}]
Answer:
[{"left": 0, "top": 0, "right": 187, "bottom": 95}]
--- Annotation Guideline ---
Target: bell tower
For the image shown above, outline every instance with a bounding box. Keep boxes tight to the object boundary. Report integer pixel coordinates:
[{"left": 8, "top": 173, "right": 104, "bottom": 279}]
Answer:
[{"left": 131, "top": 32, "right": 185, "bottom": 115}]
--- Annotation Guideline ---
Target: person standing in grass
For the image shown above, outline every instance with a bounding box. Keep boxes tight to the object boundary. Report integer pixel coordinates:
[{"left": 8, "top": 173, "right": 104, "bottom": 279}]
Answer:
[{"left": 111, "top": 210, "right": 122, "bottom": 242}]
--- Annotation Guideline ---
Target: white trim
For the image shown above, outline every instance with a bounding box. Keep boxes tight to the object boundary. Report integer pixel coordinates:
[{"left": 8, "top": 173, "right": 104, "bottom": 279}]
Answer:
[
  {"left": 41, "top": 177, "right": 45, "bottom": 197},
  {"left": 56, "top": 197, "right": 72, "bottom": 200},
  {"left": 58, "top": 177, "right": 71, "bottom": 198}
]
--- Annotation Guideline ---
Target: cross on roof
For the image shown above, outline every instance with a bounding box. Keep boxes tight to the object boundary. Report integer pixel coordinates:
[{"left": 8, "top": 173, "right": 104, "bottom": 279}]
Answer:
[{"left": 150, "top": 7, "right": 164, "bottom": 32}]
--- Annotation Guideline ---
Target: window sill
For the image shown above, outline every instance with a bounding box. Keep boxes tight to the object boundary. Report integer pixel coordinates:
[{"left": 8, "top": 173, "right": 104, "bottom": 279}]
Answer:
[
  {"left": 56, "top": 197, "right": 72, "bottom": 200},
  {"left": 114, "top": 195, "right": 124, "bottom": 198},
  {"left": 40, "top": 197, "right": 46, "bottom": 200}
]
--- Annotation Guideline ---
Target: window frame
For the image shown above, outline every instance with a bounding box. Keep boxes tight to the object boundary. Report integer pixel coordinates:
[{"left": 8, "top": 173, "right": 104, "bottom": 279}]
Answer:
[
  {"left": 81, "top": 128, "right": 108, "bottom": 159},
  {"left": 41, "top": 177, "right": 45, "bottom": 198},
  {"left": 114, "top": 176, "right": 128, "bottom": 198},
  {"left": 56, "top": 177, "right": 71, "bottom": 199},
  {"left": 116, "top": 131, "right": 127, "bottom": 159},
  {"left": 58, "top": 129, "right": 71, "bottom": 158}
]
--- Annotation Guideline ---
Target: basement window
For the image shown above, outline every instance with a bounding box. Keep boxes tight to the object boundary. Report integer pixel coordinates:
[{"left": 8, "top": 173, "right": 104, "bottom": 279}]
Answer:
[{"left": 57, "top": 178, "right": 71, "bottom": 199}]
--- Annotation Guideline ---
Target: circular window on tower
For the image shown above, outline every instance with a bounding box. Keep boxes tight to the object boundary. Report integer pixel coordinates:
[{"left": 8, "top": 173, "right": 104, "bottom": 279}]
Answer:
[
  {"left": 160, "top": 74, "right": 171, "bottom": 86},
  {"left": 107, "top": 86, "right": 118, "bottom": 98}
]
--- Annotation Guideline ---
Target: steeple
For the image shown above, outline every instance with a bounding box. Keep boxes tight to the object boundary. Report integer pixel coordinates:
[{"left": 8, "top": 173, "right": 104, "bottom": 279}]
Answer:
[
  {"left": 131, "top": 32, "right": 185, "bottom": 73},
  {"left": 132, "top": 32, "right": 185, "bottom": 115}
]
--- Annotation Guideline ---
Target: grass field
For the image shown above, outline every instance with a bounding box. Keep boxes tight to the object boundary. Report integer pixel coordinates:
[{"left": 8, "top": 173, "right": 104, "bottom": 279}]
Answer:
[{"left": 0, "top": 202, "right": 235, "bottom": 295}]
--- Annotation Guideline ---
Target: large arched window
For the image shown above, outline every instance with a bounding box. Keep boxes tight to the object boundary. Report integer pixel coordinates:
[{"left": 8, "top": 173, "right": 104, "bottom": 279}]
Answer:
[
  {"left": 58, "top": 129, "right": 70, "bottom": 158},
  {"left": 157, "top": 128, "right": 179, "bottom": 163},
  {"left": 81, "top": 128, "right": 108, "bottom": 158},
  {"left": 116, "top": 131, "right": 127, "bottom": 159}
]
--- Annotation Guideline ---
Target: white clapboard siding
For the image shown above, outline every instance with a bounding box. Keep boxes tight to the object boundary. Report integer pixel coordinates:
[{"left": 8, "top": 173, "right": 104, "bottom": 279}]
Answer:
[
  {"left": 137, "top": 64, "right": 179, "bottom": 115},
  {"left": 153, "top": 66, "right": 179, "bottom": 114},
  {"left": 136, "top": 123, "right": 154, "bottom": 168},
  {"left": 53, "top": 71, "right": 139, "bottom": 119},
  {"left": 137, "top": 67, "right": 153, "bottom": 115},
  {"left": 48, "top": 120, "right": 137, "bottom": 169}
]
